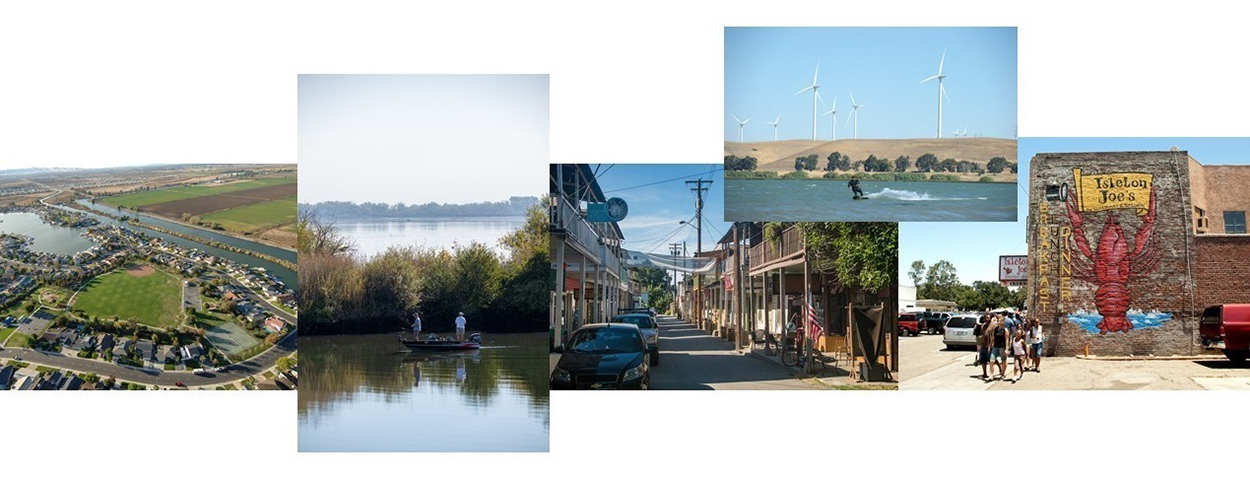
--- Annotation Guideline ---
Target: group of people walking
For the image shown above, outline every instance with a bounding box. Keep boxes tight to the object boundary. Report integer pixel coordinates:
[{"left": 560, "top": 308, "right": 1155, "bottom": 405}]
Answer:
[{"left": 974, "top": 312, "right": 1043, "bottom": 382}]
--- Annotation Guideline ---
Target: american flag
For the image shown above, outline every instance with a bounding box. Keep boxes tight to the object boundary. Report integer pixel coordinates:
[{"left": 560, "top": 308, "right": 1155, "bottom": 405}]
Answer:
[{"left": 805, "top": 301, "right": 823, "bottom": 340}]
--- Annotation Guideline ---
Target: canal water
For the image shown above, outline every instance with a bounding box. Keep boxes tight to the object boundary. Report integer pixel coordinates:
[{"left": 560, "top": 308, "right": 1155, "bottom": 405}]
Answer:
[
  {"left": 297, "top": 332, "right": 550, "bottom": 452},
  {"left": 52, "top": 201, "right": 297, "bottom": 287},
  {"left": 76, "top": 200, "right": 295, "bottom": 262},
  {"left": 724, "top": 179, "right": 1019, "bottom": 222},
  {"left": 334, "top": 216, "right": 526, "bottom": 258},
  {"left": 0, "top": 212, "right": 98, "bottom": 254}
]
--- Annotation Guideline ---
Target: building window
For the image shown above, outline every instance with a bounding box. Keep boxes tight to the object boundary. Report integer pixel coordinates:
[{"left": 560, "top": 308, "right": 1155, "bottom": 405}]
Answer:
[{"left": 1226, "top": 211, "right": 1247, "bottom": 234}]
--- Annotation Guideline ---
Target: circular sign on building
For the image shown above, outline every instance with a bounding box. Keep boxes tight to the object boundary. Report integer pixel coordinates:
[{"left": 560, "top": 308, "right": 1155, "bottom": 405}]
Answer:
[{"left": 606, "top": 197, "right": 628, "bottom": 221}]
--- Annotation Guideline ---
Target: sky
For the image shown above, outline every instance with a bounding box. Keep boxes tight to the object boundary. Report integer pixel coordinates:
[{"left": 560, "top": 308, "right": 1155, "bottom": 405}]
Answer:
[
  {"left": 725, "top": 27, "right": 1017, "bottom": 142},
  {"left": 588, "top": 163, "right": 730, "bottom": 255},
  {"left": 899, "top": 137, "right": 1250, "bottom": 286},
  {"left": 298, "top": 74, "right": 549, "bottom": 205}
]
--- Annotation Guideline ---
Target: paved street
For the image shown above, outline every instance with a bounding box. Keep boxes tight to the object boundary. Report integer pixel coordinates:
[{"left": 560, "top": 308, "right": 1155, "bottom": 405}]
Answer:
[
  {"left": 650, "top": 315, "right": 823, "bottom": 390},
  {"left": 0, "top": 330, "right": 295, "bottom": 388},
  {"left": 900, "top": 333, "right": 1250, "bottom": 390}
]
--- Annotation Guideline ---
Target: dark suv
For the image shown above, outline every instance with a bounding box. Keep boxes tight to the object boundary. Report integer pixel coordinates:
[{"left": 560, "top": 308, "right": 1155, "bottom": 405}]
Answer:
[{"left": 550, "top": 323, "right": 650, "bottom": 390}]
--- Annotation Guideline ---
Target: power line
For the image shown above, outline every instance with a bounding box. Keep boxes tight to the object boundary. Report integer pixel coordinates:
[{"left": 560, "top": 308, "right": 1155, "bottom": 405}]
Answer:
[{"left": 603, "top": 167, "right": 724, "bottom": 194}]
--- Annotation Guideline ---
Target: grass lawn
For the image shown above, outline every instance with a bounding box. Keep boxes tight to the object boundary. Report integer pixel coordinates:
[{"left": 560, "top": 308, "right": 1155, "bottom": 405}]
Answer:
[
  {"left": 5, "top": 332, "right": 33, "bottom": 348},
  {"left": 73, "top": 265, "right": 184, "bottom": 329},
  {"left": 0, "top": 326, "right": 16, "bottom": 343},
  {"left": 200, "top": 196, "right": 296, "bottom": 233},
  {"left": 98, "top": 176, "right": 295, "bottom": 209}
]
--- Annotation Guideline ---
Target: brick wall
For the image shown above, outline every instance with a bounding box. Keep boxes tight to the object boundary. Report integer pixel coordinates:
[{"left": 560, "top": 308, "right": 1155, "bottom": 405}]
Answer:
[
  {"left": 1194, "top": 235, "right": 1250, "bottom": 307},
  {"left": 1028, "top": 151, "right": 1199, "bottom": 356}
]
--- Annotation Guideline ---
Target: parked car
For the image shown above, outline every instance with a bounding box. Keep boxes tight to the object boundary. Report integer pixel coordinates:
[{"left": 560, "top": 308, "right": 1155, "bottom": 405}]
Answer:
[
  {"left": 920, "top": 312, "right": 951, "bottom": 334},
  {"left": 550, "top": 323, "right": 650, "bottom": 390},
  {"left": 942, "top": 315, "right": 981, "bottom": 349},
  {"left": 898, "top": 312, "right": 921, "bottom": 337},
  {"left": 192, "top": 368, "right": 207, "bottom": 375},
  {"left": 609, "top": 313, "right": 660, "bottom": 365},
  {"left": 174, "top": 381, "right": 186, "bottom": 387},
  {"left": 1199, "top": 304, "right": 1250, "bottom": 364}
]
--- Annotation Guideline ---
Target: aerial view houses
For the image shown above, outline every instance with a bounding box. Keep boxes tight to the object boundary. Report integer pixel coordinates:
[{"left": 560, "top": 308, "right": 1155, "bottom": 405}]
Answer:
[{"left": 0, "top": 169, "right": 298, "bottom": 390}]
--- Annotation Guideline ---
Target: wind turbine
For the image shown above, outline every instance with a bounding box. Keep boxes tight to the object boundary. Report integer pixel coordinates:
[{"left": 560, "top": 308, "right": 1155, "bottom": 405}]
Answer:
[
  {"left": 765, "top": 114, "right": 780, "bottom": 141},
  {"left": 820, "top": 97, "right": 838, "bottom": 141},
  {"left": 846, "top": 92, "right": 863, "bottom": 139},
  {"left": 794, "top": 62, "right": 824, "bottom": 141},
  {"left": 731, "top": 114, "right": 750, "bottom": 142},
  {"left": 919, "top": 49, "right": 951, "bottom": 139}
]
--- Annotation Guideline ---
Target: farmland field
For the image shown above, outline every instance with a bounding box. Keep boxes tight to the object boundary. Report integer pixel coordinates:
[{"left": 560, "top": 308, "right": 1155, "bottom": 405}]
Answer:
[
  {"left": 73, "top": 264, "right": 184, "bottom": 329},
  {"left": 142, "top": 183, "right": 297, "bottom": 218},
  {"left": 99, "top": 176, "right": 295, "bottom": 209},
  {"left": 200, "top": 196, "right": 296, "bottom": 233}
]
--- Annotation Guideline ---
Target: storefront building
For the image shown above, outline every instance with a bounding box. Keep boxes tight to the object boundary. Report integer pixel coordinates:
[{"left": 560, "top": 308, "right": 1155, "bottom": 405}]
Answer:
[{"left": 1027, "top": 150, "right": 1250, "bottom": 356}]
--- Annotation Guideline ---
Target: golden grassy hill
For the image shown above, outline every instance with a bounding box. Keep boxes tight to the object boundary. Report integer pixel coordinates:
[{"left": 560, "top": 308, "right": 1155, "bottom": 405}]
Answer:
[{"left": 725, "top": 137, "right": 1017, "bottom": 174}]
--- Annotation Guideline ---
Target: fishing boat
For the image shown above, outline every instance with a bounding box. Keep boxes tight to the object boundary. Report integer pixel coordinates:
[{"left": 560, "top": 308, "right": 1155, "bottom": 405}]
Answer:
[{"left": 398, "top": 332, "right": 482, "bottom": 351}]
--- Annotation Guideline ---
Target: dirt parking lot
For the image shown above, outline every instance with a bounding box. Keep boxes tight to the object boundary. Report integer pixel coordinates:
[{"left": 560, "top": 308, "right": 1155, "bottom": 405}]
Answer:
[{"left": 900, "top": 333, "right": 1250, "bottom": 390}]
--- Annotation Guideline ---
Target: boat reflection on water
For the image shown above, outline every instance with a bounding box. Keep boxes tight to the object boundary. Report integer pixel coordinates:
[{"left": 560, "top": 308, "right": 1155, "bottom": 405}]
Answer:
[
  {"left": 403, "top": 350, "right": 480, "bottom": 388},
  {"left": 298, "top": 332, "right": 549, "bottom": 452}
]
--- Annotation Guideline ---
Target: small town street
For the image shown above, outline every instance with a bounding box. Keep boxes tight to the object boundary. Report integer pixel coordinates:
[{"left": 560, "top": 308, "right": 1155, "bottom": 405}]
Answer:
[
  {"left": 650, "top": 315, "right": 823, "bottom": 390},
  {"left": 900, "top": 333, "right": 1250, "bottom": 390},
  {"left": 0, "top": 330, "right": 296, "bottom": 388}
]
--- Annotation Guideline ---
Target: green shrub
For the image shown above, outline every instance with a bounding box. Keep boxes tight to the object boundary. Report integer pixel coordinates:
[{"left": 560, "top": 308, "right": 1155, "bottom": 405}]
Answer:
[
  {"left": 866, "top": 173, "right": 896, "bottom": 181},
  {"left": 892, "top": 173, "right": 928, "bottom": 182},
  {"left": 781, "top": 171, "right": 809, "bottom": 179},
  {"left": 725, "top": 170, "right": 779, "bottom": 179},
  {"left": 979, "top": 176, "right": 996, "bottom": 182},
  {"left": 929, "top": 174, "right": 960, "bottom": 182}
]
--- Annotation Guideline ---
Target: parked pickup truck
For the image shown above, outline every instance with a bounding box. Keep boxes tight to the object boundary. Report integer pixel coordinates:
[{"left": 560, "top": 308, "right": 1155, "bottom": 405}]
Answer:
[
  {"left": 919, "top": 312, "right": 950, "bottom": 335},
  {"left": 1200, "top": 304, "right": 1250, "bottom": 364},
  {"left": 898, "top": 313, "right": 921, "bottom": 337}
]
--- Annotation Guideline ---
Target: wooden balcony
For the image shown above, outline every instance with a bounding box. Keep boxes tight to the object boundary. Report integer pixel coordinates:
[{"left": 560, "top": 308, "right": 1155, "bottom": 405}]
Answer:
[{"left": 747, "top": 226, "right": 805, "bottom": 274}]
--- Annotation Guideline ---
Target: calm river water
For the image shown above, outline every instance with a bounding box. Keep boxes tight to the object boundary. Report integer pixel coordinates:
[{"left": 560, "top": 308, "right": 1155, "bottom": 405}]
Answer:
[
  {"left": 297, "top": 332, "right": 549, "bottom": 452},
  {"left": 724, "top": 179, "right": 1019, "bottom": 222},
  {"left": 0, "top": 212, "right": 97, "bottom": 254},
  {"left": 334, "top": 216, "right": 526, "bottom": 258}
]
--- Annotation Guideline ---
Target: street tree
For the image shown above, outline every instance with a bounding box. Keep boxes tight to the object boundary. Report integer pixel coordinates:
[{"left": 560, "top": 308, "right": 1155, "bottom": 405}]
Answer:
[
  {"left": 908, "top": 260, "right": 925, "bottom": 287},
  {"left": 920, "top": 260, "right": 961, "bottom": 301}
]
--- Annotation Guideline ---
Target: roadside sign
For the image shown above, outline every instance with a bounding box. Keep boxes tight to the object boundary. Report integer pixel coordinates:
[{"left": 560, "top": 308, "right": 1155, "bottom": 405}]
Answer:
[{"left": 999, "top": 255, "right": 1027, "bottom": 285}]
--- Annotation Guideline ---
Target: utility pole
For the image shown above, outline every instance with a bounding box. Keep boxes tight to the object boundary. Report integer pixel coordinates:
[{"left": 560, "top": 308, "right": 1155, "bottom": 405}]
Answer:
[
  {"left": 686, "top": 179, "right": 711, "bottom": 331},
  {"left": 669, "top": 243, "right": 682, "bottom": 315}
]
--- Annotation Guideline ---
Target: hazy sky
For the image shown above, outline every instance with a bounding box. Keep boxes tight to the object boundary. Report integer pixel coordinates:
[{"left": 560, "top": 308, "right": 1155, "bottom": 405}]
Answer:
[
  {"left": 298, "top": 74, "right": 548, "bottom": 204},
  {"left": 588, "top": 164, "right": 730, "bottom": 255},
  {"left": 899, "top": 137, "right": 1250, "bottom": 286},
  {"left": 726, "top": 27, "right": 1017, "bottom": 142}
]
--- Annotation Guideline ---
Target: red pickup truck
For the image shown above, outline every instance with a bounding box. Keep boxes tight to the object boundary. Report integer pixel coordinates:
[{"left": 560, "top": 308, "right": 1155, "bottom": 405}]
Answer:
[
  {"left": 898, "top": 313, "right": 920, "bottom": 337},
  {"left": 1199, "top": 304, "right": 1250, "bottom": 364}
]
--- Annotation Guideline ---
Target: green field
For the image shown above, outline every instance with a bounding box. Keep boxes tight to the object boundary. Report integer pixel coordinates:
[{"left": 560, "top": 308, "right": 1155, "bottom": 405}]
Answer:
[
  {"left": 73, "top": 265, "right": 184, "bottom": 329},
  {"left": 99, "top": 176, "right": 296, "bottom": 209},
  {"left": 200, "top": 196, "right": 296, "bottom": 233},
  {"left": 0, "top": 326, "right": 16, "bottom": 343}
]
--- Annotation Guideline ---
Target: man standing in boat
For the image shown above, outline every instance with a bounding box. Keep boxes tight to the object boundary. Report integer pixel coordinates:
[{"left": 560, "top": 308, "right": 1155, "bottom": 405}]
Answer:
[
  {"left": 455, "top": 311, "right": 467, "bottom": 341},
  {"left": 412, "top": 311, "right": 422, "bottom": 341}
]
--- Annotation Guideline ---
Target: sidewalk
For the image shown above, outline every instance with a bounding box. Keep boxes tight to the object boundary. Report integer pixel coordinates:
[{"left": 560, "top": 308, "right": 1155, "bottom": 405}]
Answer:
[{"left": 742, "top": 345, "right": 897, "bottom": 389}]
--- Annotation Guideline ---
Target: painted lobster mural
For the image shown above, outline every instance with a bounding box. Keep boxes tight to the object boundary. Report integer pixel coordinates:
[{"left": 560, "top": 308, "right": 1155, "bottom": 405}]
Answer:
[{"left": 1065, "top": 187, "right": 1161, "bottom": 334}]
